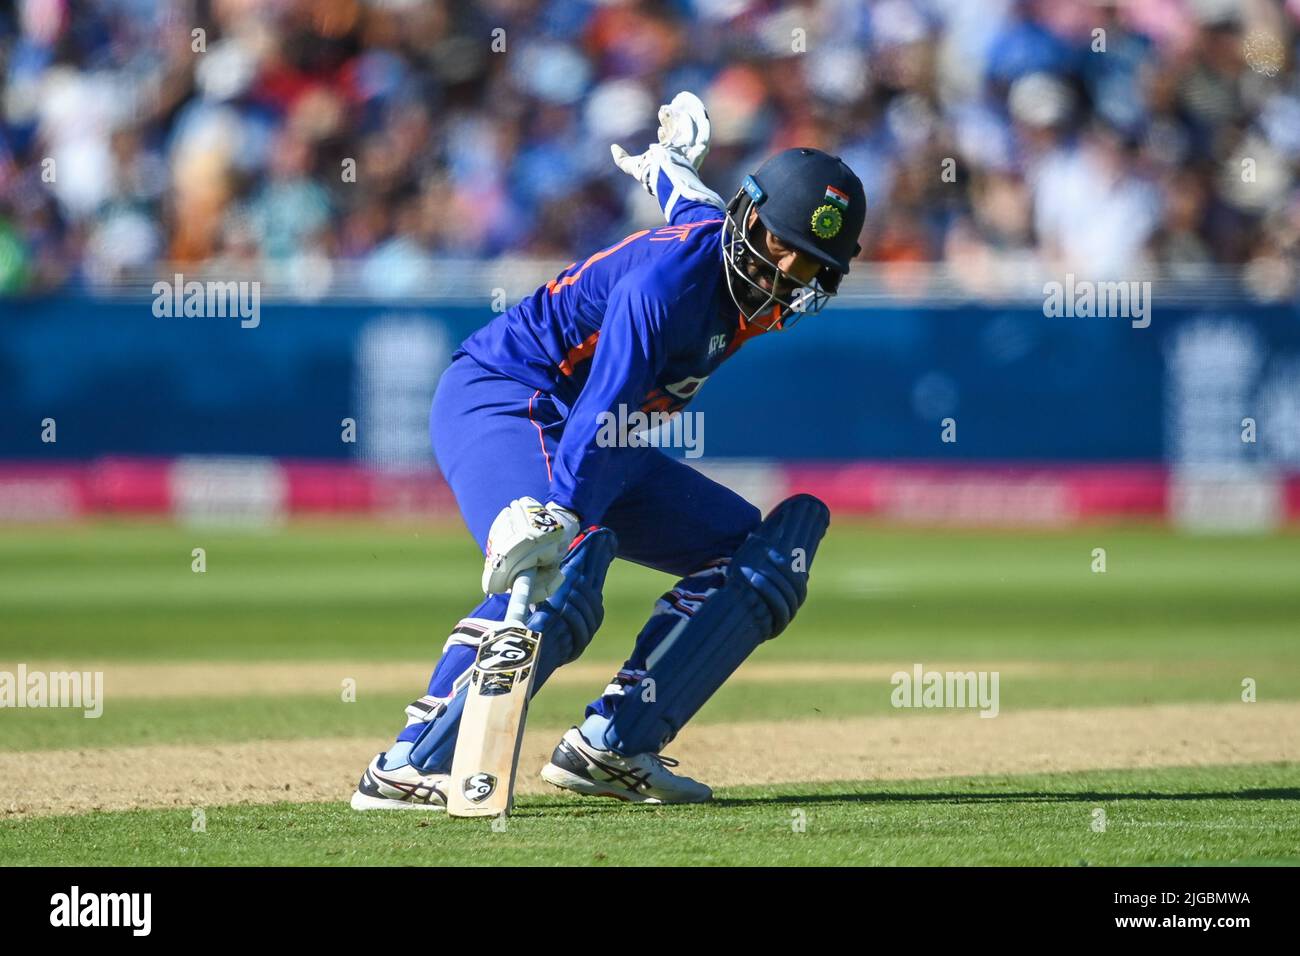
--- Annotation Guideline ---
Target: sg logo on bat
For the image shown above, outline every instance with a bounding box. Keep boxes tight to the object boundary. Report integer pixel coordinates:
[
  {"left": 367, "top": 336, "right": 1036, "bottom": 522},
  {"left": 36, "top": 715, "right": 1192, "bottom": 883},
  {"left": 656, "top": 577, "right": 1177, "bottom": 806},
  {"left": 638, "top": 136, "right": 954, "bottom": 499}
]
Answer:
[
  {"left": 463, "top": 772, "right": 498, "bottom": 803},
  {"left": 477, "top": 628, "right": 539, "bottom": 671}
]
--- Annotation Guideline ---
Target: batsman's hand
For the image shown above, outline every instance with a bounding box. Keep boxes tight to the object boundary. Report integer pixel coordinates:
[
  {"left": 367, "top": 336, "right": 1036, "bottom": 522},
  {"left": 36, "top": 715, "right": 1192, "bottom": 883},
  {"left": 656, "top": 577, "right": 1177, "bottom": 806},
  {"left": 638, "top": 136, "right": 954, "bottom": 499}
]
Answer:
[
  {"left": 482, "top": 497, "right": 580, "bottom": 601},
  {"left": 611, "top": 90, "right": 712, "bottom": 194}
]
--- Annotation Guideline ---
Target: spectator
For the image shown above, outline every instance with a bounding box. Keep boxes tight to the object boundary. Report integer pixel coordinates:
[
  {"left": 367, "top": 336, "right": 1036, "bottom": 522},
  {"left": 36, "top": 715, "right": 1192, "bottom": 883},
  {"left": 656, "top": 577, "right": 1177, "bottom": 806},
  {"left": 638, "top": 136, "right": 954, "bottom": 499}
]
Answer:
[{"left": 0, "top": 0, "right": 1294, "bottom": 296}]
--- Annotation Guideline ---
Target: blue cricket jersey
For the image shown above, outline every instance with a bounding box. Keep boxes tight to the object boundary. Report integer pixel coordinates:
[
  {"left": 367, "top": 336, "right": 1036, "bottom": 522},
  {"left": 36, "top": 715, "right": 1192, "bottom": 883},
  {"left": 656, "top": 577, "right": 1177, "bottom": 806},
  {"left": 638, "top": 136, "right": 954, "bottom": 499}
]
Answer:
[{"left": 457, "top": 169, "right": 763, "bottom": 524}]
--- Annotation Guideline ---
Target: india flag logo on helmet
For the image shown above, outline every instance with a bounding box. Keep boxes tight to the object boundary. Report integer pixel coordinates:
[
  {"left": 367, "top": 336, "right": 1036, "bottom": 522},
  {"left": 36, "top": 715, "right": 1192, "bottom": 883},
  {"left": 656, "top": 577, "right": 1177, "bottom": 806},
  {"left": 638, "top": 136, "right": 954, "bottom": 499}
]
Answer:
[
  {"left": 823, "top": 185, "right": 850, "bottom": 210},
  {"left": 813, "top": 185, "right": 850, "bottom": 237}
]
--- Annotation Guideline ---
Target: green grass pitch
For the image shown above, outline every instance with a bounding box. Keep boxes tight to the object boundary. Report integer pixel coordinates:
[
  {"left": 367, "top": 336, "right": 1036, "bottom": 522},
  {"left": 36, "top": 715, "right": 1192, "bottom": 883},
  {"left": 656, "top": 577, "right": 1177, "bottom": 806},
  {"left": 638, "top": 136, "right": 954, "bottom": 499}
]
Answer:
[
  {"left": 5, "top": 765, "right": 1298, "bottom": 867},
  {"left": 1, "top": 520, "right": 1297, "bottom": 866}
]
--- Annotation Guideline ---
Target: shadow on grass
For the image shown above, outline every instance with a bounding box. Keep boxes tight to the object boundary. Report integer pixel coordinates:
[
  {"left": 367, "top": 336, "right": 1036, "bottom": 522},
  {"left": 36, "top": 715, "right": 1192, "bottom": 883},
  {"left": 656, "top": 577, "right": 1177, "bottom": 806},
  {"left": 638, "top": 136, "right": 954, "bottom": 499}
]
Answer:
[
  {"left": 711, "top": 787, "right": 1300, "bottom": 808},
  {"left": 504, "top": 787, "right": 1300, "bottom": 816}
]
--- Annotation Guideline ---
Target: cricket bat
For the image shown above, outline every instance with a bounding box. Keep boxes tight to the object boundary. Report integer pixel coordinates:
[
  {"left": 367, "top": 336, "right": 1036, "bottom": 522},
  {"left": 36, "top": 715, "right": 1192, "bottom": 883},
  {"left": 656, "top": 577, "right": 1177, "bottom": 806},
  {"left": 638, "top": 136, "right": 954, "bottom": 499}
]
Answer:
[{"left": 447, "top": 569, "right": 540, "bottom": 818}]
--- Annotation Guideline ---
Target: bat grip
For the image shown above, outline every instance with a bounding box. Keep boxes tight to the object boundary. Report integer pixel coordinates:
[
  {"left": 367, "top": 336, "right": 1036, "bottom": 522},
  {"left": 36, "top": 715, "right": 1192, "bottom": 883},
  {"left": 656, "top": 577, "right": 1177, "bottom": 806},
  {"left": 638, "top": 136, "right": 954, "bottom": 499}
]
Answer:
[{"left": 505, "top": 568, "right": 535, "bottom": 626}]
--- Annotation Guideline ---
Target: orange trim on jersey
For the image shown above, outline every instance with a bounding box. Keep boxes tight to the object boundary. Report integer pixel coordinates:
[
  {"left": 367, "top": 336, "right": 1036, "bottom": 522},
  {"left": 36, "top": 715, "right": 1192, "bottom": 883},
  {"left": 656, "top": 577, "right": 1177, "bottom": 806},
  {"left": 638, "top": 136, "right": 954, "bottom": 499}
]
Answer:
[
  {"left": 640, "top": 392, "right": 676, "bottom": 414},
  {"left": 558, "top": 330, "right": 600, "bottom": 377},
  {"left": 648, "top": 219, "right": 722, "bottom": 242},
  {"left": 723, "top": 317, "right": 766, "bottom": 360},
  {"left": 736, "top": 304, "right": 783, "bottom": 334},
  {"left": 546, "top": 230, "right": 651, "bottom": 294},
  {"left": 528, "top": 389, "right": 553, "bottom": 481}
]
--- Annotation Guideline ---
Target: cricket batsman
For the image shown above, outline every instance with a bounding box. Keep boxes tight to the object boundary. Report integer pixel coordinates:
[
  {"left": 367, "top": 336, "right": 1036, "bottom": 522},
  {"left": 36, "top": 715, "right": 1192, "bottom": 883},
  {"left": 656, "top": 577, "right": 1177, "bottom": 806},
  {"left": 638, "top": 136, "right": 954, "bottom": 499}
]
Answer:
[{"left": 352, "top": 92, "right": 866, "bottom": 809}]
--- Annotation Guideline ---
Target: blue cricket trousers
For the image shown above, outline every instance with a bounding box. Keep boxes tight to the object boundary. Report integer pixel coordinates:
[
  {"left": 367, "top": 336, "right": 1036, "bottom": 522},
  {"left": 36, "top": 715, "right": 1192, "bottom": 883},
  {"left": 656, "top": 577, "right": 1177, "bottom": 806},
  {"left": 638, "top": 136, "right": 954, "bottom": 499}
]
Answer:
[{"left": 431, "top": 352, "right": 760, "bottom": 578}]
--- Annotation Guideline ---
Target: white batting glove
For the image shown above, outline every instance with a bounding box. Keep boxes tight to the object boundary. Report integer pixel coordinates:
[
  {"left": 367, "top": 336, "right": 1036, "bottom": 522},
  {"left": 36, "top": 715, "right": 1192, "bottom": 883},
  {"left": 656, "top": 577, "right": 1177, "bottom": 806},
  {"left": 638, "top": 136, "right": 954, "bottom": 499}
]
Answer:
[
  {"left": 611, "top": 90, "right": 713, "bottom": 193},
  {"left": 482, "top": 497, "right": 580, "bottom": 602}
]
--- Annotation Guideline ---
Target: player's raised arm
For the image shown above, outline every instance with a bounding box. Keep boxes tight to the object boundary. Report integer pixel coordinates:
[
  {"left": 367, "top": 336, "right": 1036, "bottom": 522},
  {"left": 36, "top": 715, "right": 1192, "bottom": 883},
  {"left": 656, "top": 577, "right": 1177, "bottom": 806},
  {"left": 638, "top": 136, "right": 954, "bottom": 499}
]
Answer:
[{"left": 611, "top": 91, "right": 725, "bottom": 226}]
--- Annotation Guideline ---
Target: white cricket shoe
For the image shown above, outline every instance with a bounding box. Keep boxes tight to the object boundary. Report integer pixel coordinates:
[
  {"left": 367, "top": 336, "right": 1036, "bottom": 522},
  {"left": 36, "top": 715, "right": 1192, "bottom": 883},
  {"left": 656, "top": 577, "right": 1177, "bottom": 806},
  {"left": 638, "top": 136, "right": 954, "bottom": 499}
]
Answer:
[
  {"left": 350, "top": 752, "right": 448, "bottom": 811},
  {"left": 540, "top": 727, "right": 712, "bottom": 804}
]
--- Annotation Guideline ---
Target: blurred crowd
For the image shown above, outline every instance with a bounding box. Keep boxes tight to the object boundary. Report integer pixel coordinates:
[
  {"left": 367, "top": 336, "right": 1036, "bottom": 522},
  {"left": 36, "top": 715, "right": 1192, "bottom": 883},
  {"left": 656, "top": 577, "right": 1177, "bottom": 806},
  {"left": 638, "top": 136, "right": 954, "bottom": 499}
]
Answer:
[{"left": 1, "top": 0, "right": 1298, "bottom": 297}]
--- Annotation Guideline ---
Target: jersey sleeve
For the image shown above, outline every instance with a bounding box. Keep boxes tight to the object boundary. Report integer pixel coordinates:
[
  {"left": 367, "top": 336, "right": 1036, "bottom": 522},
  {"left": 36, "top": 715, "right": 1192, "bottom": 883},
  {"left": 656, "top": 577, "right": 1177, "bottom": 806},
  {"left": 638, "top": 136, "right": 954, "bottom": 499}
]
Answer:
[
  {"left": 647, "top": 145, "right": 726, "bottom": 226},
  {"left": 548, "top": 273, "right": 672, "bottom": 524}
]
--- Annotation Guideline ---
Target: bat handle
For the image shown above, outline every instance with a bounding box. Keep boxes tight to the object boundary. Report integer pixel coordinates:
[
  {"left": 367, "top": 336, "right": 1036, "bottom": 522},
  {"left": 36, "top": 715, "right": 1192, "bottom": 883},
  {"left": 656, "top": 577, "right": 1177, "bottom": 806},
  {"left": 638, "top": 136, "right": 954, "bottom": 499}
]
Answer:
[{"left": 505, "top": 568, "right": 535, "bottom": 626}]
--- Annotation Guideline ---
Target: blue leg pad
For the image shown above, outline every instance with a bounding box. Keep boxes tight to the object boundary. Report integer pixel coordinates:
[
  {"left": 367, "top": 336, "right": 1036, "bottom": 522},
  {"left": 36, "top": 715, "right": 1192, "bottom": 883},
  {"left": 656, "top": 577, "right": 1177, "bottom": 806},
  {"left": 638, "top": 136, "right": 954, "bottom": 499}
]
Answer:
[
  {"left": 406, "top": 527, "right": 618, "bottom": 773},
  {"left": 584, "top": 560, "right": 729, "bottom": 720},
  {"left": 597, "top": 494, "right": 830, "bottom": 755}
]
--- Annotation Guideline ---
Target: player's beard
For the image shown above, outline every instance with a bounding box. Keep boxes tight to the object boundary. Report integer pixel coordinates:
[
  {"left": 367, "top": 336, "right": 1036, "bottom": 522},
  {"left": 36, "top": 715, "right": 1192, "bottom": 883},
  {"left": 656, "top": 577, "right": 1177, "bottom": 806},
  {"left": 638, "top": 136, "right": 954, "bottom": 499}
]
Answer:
[{"left": 733, "top": 244, "right": 797, "bottom": 320}]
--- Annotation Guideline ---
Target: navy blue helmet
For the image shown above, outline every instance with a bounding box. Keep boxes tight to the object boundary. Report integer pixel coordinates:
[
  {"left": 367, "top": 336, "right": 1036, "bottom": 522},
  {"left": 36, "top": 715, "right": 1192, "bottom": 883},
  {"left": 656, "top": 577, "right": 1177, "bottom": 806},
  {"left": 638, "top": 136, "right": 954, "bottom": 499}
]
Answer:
[{"left": 722, "top": 148, "right": 866, "bottom": 329}]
